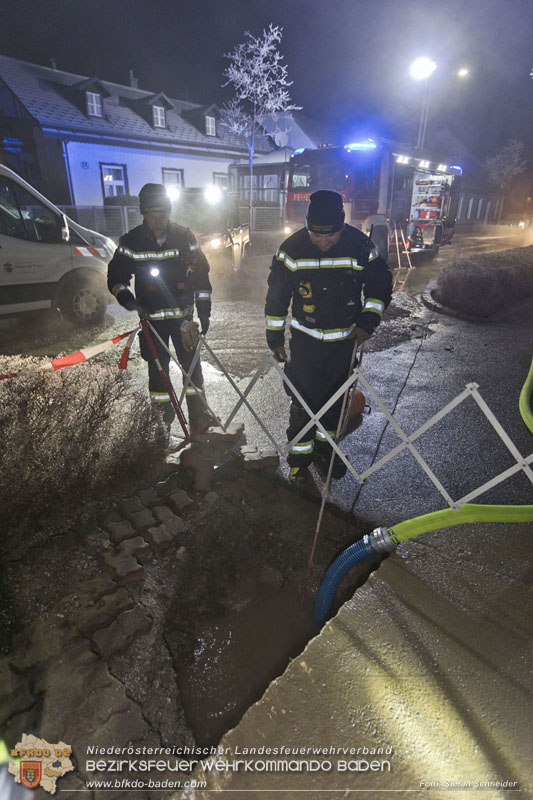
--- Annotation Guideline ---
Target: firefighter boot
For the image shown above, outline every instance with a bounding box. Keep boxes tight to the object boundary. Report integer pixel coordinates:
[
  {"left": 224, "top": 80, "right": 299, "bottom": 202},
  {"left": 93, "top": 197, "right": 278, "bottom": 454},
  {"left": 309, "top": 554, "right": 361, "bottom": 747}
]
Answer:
[
  {"left": 288, "top": 466, "right": 310, "bottom": 488},
  {"left": 186, "top": 394, "right": 216, "bottom": 431},
  {"left": 152, "top": 401, "right": 175, "bottom": 437},
  {"left": 314, "top": 448, "right": 348, "bottom": 480}
]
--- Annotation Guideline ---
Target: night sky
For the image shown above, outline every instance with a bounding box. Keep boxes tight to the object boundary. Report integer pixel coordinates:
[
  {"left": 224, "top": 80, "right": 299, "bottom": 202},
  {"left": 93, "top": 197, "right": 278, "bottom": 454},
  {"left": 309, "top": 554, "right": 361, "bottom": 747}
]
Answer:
[{"left": 1, "top": 0, "right": 532, "bottom": 163}]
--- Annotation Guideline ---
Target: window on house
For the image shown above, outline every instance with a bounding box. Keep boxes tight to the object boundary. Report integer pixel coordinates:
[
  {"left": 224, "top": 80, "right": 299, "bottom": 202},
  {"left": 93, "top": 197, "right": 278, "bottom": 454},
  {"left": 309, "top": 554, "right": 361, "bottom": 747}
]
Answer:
[
  {"left": 162, "top": 168, "right": 184, "bottom": 189},
  {"left": 466, "top": 197, "right": 474, "bottom": 220},
  {"left": 86, "top": 91, "right": 103, "bottom": 117},
  {"left": 153, "top": 105, "right": 166, "bottom": 128},
  {"left": 476, "top": 198, "right": 483, "bottom": 219},
  {"left": 205, "top": 116, "right": 216, "bottom": 136},
  {"left": 456, "top": 197, "right": 464, "bottom": 220},
  {"left": 213, "top": 172, "right": 228, "bottom": 187},
  {"left": 101, "top": 164, "right": 127, "bottom": 198}
]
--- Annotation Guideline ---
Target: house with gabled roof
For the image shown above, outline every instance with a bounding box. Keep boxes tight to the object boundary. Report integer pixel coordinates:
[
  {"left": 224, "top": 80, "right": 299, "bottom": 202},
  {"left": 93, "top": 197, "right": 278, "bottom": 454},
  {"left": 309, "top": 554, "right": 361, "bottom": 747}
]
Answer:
[
  {"left": 0, "top": 53, "right": 337, "bottom": 233},
  {"left": 0, "top": 53, "right": 277, "bottom": 208}
]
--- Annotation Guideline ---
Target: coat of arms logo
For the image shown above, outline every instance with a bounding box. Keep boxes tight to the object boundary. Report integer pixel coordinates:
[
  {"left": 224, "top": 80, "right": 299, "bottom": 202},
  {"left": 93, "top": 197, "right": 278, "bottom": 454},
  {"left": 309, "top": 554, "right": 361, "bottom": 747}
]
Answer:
[{"left": 20, "top": 760, "right": 42, "bottom": 788}]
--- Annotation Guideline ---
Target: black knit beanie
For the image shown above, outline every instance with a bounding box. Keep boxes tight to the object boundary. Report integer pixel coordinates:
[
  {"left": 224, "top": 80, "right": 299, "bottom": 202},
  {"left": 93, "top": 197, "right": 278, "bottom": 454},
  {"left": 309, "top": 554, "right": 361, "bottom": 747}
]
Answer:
[
  {"left": 139, "top": 183, "right": 172, "bottom": 215},
  {"left": 306, "top": 190, "right": 345, "bottom": 234}
]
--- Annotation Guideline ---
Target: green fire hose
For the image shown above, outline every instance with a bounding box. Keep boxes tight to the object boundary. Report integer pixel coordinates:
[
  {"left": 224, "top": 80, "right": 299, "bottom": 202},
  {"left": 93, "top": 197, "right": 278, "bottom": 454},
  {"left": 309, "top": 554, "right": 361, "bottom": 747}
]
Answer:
[{"left": 388, "top": 503, "right": 533, "bottom": 543}]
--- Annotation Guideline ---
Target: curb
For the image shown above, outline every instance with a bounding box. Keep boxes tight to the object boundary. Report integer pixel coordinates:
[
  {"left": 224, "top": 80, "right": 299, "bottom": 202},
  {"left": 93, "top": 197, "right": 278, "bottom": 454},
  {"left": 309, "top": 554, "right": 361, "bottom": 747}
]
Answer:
[{"left": 420, "top": 281, "right": 489, "bottom": 324}]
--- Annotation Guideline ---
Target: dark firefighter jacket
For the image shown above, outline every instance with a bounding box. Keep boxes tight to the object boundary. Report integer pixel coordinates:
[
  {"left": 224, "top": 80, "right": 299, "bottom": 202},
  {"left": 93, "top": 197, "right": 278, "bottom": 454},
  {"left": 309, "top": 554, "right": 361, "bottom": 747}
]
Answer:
[
  {"left": 265, "top": 225, "right": 392, "bottom": 348},
  {"left": 107, "top": 221, "right": 212, "bottom": 322}
]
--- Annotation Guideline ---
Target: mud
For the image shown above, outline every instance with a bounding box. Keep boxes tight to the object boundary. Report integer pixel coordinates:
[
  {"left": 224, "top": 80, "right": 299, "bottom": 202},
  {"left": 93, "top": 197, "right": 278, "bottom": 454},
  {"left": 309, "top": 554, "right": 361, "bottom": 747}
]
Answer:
[{"left": 175, "top": 585, "right": 315, "bottom": 746}]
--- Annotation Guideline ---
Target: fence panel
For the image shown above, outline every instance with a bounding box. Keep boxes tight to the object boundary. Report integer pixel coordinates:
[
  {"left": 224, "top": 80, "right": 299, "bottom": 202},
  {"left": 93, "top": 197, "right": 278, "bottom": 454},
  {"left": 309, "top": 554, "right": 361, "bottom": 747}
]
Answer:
[
  {"left": 239, "top": 206, "right": 284, "bottom": 232},
  {"left": 60, "top": 204, "right": 284, "bottom": 237},
  {"left": 59, "top": 205, "right": 142, "bottom": 240}
]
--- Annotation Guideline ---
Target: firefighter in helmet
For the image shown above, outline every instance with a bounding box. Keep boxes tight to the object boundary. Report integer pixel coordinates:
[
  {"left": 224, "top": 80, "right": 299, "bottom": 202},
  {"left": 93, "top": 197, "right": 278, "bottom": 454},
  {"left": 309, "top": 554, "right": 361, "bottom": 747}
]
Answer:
[
  {"left": 265, "top": 190, "right": 392, "bottom": 486},
  {"left": 107, "top": 183, "right": 214, "bottom": 431}
]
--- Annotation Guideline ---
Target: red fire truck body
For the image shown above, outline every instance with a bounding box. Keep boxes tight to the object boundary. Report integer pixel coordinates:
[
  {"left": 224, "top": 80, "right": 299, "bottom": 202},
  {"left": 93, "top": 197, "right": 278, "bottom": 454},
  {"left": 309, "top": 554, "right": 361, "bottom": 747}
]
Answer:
[{"left": 286, "top": 141, "right": 462, "bottom": 257}]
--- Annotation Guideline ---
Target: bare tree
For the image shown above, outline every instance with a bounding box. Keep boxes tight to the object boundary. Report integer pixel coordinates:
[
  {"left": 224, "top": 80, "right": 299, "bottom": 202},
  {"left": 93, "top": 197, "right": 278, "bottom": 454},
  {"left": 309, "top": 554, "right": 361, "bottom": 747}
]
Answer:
[
  {"left": 485, "top": 139, "right": 527, "bottom": 221},
  {"left": 221, "top": 24, "right": 301, "bottom": 228}
]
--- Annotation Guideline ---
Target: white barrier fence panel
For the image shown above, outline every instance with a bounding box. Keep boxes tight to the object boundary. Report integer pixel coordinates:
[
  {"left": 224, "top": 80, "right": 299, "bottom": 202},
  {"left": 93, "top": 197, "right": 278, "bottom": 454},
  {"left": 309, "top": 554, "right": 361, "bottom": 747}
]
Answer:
[{"left": 148, "top": 324, "right": 533, "bottom": 511}]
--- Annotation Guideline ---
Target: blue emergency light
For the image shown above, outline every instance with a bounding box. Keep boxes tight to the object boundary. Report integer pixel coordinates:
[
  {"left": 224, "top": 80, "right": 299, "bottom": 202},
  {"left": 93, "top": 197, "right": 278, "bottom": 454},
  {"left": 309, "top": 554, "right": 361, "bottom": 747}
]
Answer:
[{"left": 344, "top": 140, "right": 377, "bottom": 152}]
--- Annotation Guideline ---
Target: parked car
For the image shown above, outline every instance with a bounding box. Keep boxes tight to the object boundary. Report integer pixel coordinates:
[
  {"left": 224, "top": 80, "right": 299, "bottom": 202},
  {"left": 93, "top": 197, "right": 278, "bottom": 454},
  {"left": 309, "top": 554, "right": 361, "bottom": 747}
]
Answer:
[
  {"left": 0, "top": 164, "right": 115, "bottom": 326},
  {"left": 169, "top": 186, "right": 250, "bottom": 272}
]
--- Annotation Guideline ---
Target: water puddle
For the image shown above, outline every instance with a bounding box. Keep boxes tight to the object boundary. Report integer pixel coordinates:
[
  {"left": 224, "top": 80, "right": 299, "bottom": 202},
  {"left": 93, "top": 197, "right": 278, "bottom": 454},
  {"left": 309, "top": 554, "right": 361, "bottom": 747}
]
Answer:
[{"left": 176, "top": 584, "right": 318, "bottom": 746}]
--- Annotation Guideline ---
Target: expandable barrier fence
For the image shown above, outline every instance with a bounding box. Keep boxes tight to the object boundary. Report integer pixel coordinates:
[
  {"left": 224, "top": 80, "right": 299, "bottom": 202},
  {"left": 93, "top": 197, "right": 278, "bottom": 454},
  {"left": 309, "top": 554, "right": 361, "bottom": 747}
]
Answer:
[
  {"left": 2, "top": 325, "right": 532, "bottom": 510},
  {"left": 145, "top": 326, "right": 533, "bottom": 510}
]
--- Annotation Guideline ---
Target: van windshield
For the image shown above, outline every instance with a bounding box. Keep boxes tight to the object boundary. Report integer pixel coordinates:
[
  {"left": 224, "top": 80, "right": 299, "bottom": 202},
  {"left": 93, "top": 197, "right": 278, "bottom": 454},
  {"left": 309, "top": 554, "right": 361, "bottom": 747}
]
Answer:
[{"left": 0, "top": 176, "right": 62, "bottom": 243}]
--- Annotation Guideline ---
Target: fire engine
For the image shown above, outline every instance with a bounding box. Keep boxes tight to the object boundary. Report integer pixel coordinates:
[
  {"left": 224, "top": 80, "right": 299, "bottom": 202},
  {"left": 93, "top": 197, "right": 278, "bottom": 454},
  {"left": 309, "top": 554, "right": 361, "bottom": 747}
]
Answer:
[{"left": 286, "top": 140, "right": 462, "bottom": 258}]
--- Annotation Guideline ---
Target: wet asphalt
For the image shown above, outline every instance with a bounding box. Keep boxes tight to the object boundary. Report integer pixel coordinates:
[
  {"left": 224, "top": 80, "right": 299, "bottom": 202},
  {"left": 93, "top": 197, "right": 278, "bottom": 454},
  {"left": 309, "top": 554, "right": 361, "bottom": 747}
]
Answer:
[{"left": 332, "top": 297, "right": 533, "bottom": 525}]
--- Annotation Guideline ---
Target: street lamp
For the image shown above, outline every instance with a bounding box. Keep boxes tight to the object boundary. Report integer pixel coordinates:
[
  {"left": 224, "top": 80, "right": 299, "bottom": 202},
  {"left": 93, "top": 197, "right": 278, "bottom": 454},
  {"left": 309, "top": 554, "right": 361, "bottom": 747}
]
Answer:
[
  {"left": 409, "top": 57, "right": 437, "bottom": 81},
  {"left": 409, "top": 57, "right": 437, "bottom": 149},
  {"left": 409, "top": 60, "right": 471, "bottom": 149}
]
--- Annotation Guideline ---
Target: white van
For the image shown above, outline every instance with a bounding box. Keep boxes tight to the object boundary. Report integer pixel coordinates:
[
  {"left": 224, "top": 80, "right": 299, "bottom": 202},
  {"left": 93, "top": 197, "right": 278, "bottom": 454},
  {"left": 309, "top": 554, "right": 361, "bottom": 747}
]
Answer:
[{"left": 0, "top": 164, "right": 115, "bottom": 326}]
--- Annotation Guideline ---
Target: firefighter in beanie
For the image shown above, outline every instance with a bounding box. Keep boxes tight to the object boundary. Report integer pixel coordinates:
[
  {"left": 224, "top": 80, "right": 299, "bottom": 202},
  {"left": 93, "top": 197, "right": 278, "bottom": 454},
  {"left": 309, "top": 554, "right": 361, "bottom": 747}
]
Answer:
[
  {"left": 107, "top": 183, "right": 214, "bottom": 431},
  {"left": 265, "top": 190, "right": 392, "bottom": 486}
]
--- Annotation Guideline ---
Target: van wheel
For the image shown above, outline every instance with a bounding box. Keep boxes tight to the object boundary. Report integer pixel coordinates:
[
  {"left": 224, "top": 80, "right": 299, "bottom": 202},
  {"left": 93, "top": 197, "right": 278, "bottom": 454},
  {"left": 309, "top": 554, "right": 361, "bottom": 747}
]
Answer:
[{"left": 58, "top": 275, "right": 108, "bottom": 326}]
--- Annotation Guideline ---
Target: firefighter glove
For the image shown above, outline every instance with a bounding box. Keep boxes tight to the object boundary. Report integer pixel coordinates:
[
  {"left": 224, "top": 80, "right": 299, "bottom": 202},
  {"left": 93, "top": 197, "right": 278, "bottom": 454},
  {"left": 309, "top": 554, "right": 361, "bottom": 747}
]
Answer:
[
  {"left": 348, "top": 326, "right": 371, "bottom": 345},
  {"left": 271, "top": 345, "right": 288, "bottom": 363},
  {"left": 199, "top": 315, "right": 210, "bottom": 336},
  {"left": 118, "top": 289, "right": 139, "bottom": 312},
  {"left": 181, "top": 320, "right": 200, "bottom": 352},
  {"left": 117, "top": 289, "right": 150, "bottom": 317}
]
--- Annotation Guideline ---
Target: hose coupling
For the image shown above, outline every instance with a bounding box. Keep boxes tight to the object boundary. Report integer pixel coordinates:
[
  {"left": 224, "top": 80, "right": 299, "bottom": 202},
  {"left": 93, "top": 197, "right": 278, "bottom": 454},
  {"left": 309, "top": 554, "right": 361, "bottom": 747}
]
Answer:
[{"left": 363, "top": 527, "right": 396, "bottom": 555}]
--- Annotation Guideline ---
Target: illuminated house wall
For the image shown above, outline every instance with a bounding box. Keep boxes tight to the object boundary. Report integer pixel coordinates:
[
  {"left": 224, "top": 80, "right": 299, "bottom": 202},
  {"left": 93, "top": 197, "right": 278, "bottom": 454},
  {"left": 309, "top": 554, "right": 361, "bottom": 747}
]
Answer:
[{"left": 66, "top": 141, "right": 240, "bottom": 206}]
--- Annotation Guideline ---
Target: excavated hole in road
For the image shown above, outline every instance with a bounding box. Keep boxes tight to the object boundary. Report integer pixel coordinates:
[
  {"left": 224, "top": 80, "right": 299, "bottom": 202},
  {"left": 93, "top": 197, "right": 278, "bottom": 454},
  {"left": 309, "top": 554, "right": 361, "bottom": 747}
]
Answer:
[{"left": 164, "top": 464, "right": 384, "bottom": 747}]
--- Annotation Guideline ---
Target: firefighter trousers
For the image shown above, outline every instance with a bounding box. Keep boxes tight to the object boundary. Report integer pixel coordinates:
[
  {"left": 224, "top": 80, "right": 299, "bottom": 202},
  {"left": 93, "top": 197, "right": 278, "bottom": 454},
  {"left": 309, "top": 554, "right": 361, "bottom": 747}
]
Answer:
[
  {"left": 139, "top": 319, "right": 205, "bottom": 424},
  {"left": 284, "top": 330, "right": 356, "bottom": 468}
]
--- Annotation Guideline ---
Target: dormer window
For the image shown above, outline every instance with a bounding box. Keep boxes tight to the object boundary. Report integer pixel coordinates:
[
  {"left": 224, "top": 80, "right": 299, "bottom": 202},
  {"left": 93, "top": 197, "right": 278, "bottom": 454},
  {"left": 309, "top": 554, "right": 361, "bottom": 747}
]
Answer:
[
  {"left": 86, "top": 91, "right": 103, "bottom": 117},
  {"left": 205, "top": 115, "right": 216, "bottom": 136},
  {"left": 153, "top": 105, "right": 166, "bottom": 128}
]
